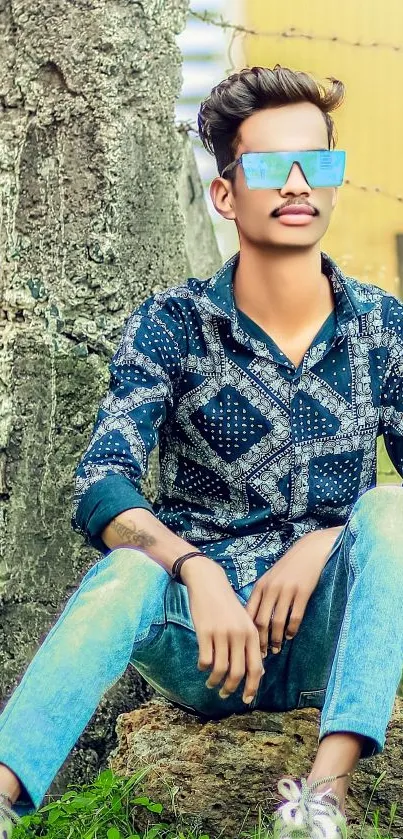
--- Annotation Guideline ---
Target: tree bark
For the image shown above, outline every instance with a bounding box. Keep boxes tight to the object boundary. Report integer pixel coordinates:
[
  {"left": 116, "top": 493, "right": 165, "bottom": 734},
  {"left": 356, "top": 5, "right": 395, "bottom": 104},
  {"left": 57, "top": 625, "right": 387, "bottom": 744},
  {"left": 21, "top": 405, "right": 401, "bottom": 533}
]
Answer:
[{"left": 0, "top": 0, "right": 220, "bottom": 796}]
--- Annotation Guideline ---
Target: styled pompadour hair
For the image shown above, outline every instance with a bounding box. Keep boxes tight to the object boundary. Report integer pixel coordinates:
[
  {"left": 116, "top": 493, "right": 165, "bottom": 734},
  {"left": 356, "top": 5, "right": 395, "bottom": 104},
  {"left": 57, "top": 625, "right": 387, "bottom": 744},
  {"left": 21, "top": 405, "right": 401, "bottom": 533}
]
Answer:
[{"left": 198, "top": 65, "right": 345, "bottom": 177}]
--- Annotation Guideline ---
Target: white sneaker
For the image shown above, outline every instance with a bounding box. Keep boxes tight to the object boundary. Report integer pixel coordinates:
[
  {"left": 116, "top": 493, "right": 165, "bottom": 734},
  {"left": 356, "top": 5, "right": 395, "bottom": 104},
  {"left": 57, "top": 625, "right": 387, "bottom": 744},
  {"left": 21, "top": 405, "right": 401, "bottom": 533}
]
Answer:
[
  {"left": 272, "top": 773, "right": 349, "bottom": 838},
  {"left": 0, "top": 793, "right": 20, "bottom": 839}
]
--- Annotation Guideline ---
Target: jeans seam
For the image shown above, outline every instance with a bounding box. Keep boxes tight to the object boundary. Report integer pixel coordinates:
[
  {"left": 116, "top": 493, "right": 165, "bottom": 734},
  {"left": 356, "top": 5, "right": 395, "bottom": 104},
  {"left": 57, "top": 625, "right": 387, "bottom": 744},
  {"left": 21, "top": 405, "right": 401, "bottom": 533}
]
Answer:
[
  {"left": 130, "top": 576, "right": 172, "bottom": 653},
  {"left": 164, "top": 578, "right": 195, "bottom": 632},
  {"left": 321, "top": 532, "right": 360, "bottom": 726}
]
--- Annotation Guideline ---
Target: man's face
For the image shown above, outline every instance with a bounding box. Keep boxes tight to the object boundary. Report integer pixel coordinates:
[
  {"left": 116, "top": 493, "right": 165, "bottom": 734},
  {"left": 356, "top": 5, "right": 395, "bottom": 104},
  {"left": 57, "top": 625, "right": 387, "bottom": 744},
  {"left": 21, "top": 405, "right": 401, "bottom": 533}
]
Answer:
[{"left": 210, "top": 102, "right": 338, "bottom": 249}]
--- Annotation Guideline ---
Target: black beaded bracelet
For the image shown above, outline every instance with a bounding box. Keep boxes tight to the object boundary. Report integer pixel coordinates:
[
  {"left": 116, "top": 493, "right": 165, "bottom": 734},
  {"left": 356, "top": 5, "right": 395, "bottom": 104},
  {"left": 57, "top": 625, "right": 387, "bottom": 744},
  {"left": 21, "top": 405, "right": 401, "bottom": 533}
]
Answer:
[{"left": 171, "top": 551, "right": 207, "bottom": 583}]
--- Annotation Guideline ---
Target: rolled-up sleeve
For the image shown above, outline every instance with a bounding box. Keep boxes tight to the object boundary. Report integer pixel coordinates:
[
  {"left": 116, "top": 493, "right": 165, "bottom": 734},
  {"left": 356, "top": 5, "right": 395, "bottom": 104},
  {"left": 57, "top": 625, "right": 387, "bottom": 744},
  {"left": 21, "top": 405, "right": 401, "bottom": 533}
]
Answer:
[{"left": 71, "top": 309, "right": 183, "bottom": 552}]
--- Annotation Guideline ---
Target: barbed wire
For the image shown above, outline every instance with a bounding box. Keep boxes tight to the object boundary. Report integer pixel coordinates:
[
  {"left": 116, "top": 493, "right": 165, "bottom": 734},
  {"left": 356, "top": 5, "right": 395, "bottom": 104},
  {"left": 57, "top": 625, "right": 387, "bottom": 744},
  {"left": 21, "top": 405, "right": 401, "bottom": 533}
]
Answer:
[
  {"left": 190, "top": 10, "right": 403, "bottom": 57},
  {"left": 184, "top": 12, "right": 403, "bottom": 204},
  {"left": 176, "top": 122, "right": 403, "bottom": 204},
  {"left": 343, "top": 180, "right": 403, "bottom": 203}
]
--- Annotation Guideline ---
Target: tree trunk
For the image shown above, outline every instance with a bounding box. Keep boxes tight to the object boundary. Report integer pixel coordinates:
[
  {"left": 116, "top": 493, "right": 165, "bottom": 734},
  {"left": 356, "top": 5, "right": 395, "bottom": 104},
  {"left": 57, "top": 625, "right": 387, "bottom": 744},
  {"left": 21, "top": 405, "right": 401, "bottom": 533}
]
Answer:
[{"left": 0, "top": 0, "right": 220, "bottom": 796}]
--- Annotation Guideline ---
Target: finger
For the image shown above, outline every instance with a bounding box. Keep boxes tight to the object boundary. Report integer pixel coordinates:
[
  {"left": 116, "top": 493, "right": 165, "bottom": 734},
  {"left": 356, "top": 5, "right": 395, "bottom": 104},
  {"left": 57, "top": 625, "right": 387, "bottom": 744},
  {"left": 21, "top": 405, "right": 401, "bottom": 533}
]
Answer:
[
  {"left": 220, "top": 634, "right": 246, "bottom": 698},
  {"left": 244, "top": 585, "right": 262, "bottom": 622},
  {"left": 284, "top": 592, "right": 308, "bottom": 640},
  {"left": 269, "top": 592, "right": 295, "bottom": 653},
  {"left": 197, "top": 634, "right": 214, "bottom": 671},
  {"left": 254, "top": 596, "right": 278, "bottom": 658},
  {"left": 205, "top": 634, "right": 229, "bottom": 689},
  {"left": 243, "top": 630, "right": 265, "bottom": 704}
]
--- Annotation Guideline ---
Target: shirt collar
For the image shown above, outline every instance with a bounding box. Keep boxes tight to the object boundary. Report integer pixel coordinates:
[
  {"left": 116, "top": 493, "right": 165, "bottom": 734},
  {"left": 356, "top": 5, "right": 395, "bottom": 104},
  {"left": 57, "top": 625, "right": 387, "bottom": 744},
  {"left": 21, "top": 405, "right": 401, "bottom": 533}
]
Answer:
[{"left": 202, "top": 251, "right": 376, "bottom": 339}]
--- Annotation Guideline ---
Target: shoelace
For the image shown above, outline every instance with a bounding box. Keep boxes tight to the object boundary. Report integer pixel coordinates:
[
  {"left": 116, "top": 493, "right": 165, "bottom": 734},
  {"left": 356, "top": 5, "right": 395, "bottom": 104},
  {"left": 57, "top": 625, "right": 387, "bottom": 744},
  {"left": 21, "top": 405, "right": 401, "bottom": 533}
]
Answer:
[
  {"left": 276, "top": 772, "right": 350, "bottom": 838},
  {"left": 0, "top": 793, "right": 20, "bottom": 826}
]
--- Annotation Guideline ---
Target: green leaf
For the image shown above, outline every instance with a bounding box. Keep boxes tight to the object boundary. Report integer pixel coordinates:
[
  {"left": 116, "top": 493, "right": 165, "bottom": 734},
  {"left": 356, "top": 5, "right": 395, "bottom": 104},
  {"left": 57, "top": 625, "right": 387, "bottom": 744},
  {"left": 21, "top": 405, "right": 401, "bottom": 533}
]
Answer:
[
  {"left": 145, "top": 824, "right": 168, "bottom": 838},
  {"left": 47, "top": 808, "right": 62, "bottom": 824},
  {"left": 147, "top": 802, "right": 163, "bottom": 813},
  {"left": 132, "top": 796, "right": 150, "bottom": 805},
  {"left": 107, "top": 828, "right": 121, "bottom": 839},
  {"left": 98, "top": 769, "right": 114, "bottom": 784}
]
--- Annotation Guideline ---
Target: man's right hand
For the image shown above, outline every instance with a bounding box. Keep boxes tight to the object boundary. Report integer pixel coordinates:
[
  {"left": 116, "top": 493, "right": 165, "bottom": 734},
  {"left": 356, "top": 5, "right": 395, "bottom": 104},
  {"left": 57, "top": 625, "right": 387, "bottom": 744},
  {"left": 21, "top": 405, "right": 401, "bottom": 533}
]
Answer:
[{"left": 180, "top": 555, "right": 265, "bottom": 705}]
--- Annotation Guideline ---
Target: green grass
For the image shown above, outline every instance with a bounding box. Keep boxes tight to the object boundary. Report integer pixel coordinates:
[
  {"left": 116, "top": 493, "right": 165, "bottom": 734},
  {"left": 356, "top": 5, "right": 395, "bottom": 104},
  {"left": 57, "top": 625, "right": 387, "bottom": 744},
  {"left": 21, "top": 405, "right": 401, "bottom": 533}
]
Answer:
[{"left": 11, "top": 768, "right": 400, "bottom": 839}]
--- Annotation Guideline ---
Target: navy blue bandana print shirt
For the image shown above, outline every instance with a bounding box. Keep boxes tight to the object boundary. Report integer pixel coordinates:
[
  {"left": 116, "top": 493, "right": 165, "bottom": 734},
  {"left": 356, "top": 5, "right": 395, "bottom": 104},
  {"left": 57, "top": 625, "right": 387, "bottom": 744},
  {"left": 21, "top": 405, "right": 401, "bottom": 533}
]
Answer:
[{"left": 71, "top": 252, "right": 403, "bottom": 591}]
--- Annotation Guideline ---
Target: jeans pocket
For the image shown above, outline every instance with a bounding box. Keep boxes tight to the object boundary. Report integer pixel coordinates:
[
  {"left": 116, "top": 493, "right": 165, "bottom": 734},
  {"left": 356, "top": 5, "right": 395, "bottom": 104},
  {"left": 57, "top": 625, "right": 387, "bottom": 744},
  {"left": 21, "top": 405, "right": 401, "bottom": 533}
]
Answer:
[{"left": 297, "top": 688, "right": 326, "bottom": 709}]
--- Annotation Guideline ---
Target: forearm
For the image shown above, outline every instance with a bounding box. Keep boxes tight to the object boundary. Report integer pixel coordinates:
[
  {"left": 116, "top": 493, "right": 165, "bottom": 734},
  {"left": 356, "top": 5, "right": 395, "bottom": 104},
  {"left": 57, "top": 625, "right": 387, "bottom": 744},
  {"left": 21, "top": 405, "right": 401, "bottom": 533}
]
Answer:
[
  {"left": 327, "top": 525, "right": 345, "bottom": 540},
  {"left": 101, "top": 507, "right": 222, "bottom": 581},
  {"left": 315, "top": 524, "right": 345, "bottom": 564}
]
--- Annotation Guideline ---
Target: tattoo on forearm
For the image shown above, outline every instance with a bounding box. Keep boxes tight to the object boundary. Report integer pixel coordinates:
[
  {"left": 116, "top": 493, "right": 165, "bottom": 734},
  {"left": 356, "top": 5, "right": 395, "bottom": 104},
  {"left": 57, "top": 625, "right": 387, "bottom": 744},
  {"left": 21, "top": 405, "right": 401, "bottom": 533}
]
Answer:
[{"left": 110, "top": 518, "right": 157, "bottom": 549}]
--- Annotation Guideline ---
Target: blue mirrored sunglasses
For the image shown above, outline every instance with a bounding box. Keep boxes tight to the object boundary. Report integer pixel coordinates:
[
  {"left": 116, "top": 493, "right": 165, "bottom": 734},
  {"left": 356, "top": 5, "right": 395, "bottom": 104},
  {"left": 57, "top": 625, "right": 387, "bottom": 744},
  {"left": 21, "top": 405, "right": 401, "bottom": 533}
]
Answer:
[{"left": 221, "top": 150, "right": 346, "bottom": 189}]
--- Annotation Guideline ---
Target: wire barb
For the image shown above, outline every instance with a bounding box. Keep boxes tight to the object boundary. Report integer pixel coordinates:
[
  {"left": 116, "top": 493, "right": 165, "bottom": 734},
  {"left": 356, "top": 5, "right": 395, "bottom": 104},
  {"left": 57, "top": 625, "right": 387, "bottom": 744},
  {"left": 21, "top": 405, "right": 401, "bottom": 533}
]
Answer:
[{"left": 189, "top": 9, "right": 403, "bottom": 56}]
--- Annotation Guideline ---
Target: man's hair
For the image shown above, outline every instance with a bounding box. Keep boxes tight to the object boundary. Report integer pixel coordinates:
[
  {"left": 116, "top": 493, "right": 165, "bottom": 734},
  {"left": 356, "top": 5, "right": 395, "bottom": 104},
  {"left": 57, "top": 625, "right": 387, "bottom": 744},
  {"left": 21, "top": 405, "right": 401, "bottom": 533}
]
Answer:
[{"left": 198, "top": 65, "right": 345, "bottom": 177}]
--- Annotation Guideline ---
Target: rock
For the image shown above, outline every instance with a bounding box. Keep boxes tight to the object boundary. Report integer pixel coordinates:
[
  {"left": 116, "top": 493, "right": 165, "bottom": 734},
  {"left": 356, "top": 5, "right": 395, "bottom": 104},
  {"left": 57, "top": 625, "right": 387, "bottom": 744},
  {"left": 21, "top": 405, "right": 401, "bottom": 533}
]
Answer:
[{"left": 108, "top": 696, "right": 403, "bottom": 839}]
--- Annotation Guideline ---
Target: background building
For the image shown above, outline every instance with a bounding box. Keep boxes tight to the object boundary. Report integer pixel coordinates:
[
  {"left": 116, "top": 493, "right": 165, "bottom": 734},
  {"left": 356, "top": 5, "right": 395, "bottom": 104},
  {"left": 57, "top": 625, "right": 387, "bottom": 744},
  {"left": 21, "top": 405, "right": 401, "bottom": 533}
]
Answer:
[{"left": 242, "top": 0, "right": 403, "bottom": 297}]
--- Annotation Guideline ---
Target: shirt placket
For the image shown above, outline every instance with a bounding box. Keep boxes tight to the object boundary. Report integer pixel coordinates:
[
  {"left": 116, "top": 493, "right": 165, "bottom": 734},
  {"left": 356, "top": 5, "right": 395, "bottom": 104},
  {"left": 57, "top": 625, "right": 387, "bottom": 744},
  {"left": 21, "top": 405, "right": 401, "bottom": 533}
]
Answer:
[{"left": 287, "top": 330, "right": 345, "bottom": 519}]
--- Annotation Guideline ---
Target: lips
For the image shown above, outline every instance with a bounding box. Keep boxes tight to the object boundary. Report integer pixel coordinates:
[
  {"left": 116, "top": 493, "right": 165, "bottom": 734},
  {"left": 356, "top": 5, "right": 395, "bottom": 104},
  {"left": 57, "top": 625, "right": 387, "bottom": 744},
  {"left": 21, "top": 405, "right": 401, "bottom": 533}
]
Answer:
[{"left": 276, "top": 205, "right": 315, "bottom": 216}]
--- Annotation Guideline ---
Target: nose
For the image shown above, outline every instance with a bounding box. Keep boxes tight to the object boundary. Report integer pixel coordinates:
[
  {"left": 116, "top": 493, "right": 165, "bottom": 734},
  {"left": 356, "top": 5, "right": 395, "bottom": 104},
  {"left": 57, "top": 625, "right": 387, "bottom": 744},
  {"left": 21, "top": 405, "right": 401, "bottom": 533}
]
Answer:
[{"left": 280, "top": 162, "right": 311, "bottom": 197}]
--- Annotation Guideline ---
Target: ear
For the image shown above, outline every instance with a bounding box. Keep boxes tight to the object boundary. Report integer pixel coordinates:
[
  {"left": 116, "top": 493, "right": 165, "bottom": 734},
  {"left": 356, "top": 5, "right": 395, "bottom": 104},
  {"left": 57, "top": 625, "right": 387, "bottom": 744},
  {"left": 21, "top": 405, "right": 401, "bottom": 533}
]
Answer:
[{"left": 209, "top": 177, "right": 236, "bottom": 221}]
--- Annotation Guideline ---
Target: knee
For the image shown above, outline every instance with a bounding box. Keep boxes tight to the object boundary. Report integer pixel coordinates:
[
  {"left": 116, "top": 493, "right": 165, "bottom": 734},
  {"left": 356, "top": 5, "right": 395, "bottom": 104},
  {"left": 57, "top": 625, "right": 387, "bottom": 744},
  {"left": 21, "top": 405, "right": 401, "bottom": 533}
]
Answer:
[
  {"left": 350, "top": 485, "right": 403, "bottom": 539},
  {"left": 103, "top": 547, "right": 170, "bottom": 589},
  {"left": 353, "top": 485, "right": 403, "bottom": 513}
]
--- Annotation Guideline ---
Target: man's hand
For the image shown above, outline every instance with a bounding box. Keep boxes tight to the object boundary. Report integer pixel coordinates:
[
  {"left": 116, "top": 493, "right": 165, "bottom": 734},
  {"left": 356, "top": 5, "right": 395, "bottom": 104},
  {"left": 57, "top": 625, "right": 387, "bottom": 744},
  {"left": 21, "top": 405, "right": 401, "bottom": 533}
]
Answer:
[
  {"left": 245, "top": 526, "right": 344, "bottom": 658},
  {"left": 181, "top": 556, "right": 264, "bottom": 705}
]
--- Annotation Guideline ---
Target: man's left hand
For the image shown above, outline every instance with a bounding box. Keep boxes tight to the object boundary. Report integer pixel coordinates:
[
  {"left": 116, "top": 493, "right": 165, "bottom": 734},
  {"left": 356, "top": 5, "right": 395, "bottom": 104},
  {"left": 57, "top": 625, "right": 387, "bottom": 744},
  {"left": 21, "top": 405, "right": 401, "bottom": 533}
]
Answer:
[{"left": 245, "top": 526, "right": 344, "bottom": 658}]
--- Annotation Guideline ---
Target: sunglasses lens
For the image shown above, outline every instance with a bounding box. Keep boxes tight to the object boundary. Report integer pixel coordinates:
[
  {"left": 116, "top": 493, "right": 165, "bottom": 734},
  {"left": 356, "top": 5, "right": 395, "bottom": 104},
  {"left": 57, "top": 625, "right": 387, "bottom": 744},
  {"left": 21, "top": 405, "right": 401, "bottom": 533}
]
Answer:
[
  {"left": 241, "top": 151, "right": 346, "bottom": 189},
  {"left": 242, "top": 154, "right": 288, "bottom": 189},
  {"left": 306, "top": 151, "right": 346, "bottom": 186}
]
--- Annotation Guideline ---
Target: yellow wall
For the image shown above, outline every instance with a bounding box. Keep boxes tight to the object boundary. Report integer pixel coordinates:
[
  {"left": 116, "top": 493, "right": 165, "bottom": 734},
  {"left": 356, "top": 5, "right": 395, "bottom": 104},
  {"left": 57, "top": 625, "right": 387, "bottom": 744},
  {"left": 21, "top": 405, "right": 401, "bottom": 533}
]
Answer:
[{"left": 242, "top": 0, "right": 403, "bottom": 294}]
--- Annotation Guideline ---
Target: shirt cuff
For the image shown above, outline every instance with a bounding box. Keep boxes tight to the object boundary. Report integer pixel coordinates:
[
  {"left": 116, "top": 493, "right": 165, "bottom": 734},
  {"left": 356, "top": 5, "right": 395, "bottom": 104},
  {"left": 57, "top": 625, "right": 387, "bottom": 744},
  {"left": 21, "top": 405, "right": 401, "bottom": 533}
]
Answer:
[{"left": 74, "top": 473, "right": 154, "bottom": 553}]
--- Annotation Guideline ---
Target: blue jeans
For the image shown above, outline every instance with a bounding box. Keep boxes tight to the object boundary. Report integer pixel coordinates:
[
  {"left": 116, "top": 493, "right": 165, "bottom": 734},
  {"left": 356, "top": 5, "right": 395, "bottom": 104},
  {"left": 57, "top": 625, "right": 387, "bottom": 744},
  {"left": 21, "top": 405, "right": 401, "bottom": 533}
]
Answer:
[{"left": 0, "top": 486, "right": 402, "bottom": 816}]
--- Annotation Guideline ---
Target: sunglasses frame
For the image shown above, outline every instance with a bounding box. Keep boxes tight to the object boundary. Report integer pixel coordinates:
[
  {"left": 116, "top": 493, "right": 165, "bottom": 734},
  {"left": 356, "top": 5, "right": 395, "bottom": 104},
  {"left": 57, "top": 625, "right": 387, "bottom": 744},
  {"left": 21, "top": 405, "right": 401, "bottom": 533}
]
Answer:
[{"left": 221, "top": 150, "right": 346, "bottom": 189}]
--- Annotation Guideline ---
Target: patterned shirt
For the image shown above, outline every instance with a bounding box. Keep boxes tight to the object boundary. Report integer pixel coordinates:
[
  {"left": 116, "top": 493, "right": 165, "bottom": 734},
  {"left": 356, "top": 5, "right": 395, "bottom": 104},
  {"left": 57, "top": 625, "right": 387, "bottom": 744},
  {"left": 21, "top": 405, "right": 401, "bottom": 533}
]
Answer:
[{"left": 71, "top": 252, "right": 403, "bottom": 590}]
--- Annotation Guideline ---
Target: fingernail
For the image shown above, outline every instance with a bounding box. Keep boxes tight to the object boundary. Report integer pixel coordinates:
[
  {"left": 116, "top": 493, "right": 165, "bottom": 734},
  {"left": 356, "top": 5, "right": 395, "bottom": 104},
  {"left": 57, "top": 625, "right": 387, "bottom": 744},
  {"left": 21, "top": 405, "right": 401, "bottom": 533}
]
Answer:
[
  {"left": 271, "top": 646, "right": 281, "bottom": 654},
  {"left": 219, "top": 689, "right": 230, "bottom": 699},
  {"left": 261, "top": 650, "right": 267, "bottom": 658},
  {"left": 285, "top": 634, "right": 293, "bottom": 641},
  {"left": 243, "top": 695, "right": 254, "bottom": 704},
  {"left": 205, "top": 681, "right": 214, "bottom": 689}
]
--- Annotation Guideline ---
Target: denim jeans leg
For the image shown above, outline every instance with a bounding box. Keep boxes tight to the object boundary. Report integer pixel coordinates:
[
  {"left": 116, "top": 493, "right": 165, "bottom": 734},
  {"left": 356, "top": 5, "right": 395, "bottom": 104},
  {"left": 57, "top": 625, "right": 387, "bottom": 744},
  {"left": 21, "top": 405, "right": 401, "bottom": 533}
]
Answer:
[
  {"left": 319, "top": 486, "right": 403, "bottom": 757},
  {"left": 255, "top": 486, "right": 403, "bottom": 761},
  {"left": 0, "top": 548, "right": 171, "bottom": 815}
]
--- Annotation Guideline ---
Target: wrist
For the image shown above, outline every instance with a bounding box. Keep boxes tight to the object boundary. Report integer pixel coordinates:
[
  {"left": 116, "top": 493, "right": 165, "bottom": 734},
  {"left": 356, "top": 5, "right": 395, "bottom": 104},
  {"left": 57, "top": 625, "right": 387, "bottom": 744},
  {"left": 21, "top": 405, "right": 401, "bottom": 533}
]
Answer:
[{"left": 179, "top": 554, "right": 224, "bottom": 586}]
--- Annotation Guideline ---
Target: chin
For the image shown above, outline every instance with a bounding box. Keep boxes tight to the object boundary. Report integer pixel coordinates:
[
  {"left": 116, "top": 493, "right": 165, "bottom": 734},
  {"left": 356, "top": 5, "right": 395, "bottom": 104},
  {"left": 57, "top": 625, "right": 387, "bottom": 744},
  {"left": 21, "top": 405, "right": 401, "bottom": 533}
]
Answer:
[
  {"left": 240, "top": 224, "right": 324, "bottom": 250},
  {"left": 264, "top": 234, "right": 321, "bottom": 249}
]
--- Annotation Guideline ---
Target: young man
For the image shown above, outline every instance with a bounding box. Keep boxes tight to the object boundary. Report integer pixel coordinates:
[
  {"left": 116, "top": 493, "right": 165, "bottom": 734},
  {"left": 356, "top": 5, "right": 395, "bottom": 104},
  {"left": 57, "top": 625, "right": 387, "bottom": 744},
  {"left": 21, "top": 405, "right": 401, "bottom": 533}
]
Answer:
[{"left": 1, "top": 65, "right": 403, "bottom": 839}]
